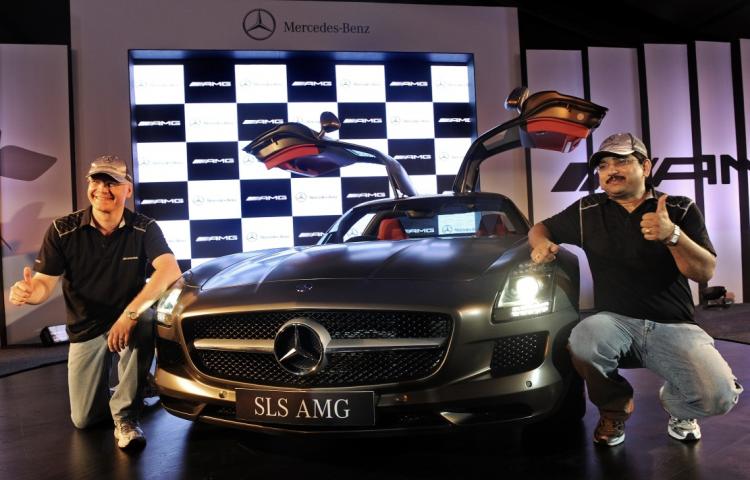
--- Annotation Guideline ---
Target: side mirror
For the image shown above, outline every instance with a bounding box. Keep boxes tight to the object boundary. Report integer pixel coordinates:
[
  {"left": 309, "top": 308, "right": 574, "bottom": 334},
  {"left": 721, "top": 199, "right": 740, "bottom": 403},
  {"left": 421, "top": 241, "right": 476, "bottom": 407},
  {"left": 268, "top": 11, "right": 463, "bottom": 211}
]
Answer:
[{"left": 318, "top": 111, "right": 341, "bottom": 137}]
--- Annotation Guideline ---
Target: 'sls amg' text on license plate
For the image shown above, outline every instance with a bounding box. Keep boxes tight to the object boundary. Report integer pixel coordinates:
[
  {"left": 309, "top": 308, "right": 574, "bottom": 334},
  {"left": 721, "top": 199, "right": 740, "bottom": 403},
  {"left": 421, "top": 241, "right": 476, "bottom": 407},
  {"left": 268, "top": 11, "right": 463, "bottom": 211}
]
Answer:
[{"left": 236, "top": 389, "right": 375, "bottom": 426}]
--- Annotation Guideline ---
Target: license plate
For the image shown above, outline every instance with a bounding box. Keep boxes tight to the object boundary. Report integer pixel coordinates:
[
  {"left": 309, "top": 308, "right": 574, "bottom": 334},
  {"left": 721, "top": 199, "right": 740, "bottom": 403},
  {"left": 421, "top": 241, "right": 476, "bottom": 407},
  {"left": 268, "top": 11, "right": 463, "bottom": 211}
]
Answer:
[{"left": 236, "top": 389, "right": 375, "bottom": 426}]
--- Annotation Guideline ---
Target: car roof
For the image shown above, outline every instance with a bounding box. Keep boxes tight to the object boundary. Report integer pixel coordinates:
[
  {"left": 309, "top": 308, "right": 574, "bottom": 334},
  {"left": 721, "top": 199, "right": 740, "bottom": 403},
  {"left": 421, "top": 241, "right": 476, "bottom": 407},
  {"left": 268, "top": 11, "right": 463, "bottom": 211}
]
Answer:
[{"left": 346, "top": 190, "right": 516, "bottom": 211}]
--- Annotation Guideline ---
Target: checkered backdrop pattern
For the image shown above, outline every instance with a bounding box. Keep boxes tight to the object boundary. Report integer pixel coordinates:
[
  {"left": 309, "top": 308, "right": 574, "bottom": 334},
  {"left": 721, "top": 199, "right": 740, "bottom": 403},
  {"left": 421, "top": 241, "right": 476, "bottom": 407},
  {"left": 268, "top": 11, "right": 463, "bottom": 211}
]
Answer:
[{"left": 130, "top": 52, "right": 476, "bottom": 269}]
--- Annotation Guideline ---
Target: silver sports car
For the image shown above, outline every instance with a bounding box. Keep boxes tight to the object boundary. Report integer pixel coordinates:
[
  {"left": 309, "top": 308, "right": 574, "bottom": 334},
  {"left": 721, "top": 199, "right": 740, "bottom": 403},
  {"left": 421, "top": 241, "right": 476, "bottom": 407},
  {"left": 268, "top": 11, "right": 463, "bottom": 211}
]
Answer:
[{"left": 153, "top": 88, "right": 607, "bottom": 434}]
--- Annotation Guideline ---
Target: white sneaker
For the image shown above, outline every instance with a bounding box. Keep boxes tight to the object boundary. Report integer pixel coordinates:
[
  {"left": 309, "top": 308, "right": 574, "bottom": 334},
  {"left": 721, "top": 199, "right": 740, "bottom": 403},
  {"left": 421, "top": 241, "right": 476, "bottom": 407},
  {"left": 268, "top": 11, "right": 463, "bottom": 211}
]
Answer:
[
  {"left": 593, "top": 415, "right": 626, "bottom": 447},
  {"left": 667, "top": 416, "right": 701, "bottom": 442},
  {"left": 114, "top": 419, "right": 146, "bottom": 449}
]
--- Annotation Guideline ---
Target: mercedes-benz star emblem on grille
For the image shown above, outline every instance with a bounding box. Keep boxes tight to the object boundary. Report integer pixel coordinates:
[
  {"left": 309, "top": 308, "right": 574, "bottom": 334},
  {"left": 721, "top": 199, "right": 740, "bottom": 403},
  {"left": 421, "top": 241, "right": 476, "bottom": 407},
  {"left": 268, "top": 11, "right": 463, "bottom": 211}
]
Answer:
[
  {"left": 273, "top": 319, "right": 332, "bottom": 376},
  {"left": 243, "top": 9, "right": 276, "bottom": 41}
]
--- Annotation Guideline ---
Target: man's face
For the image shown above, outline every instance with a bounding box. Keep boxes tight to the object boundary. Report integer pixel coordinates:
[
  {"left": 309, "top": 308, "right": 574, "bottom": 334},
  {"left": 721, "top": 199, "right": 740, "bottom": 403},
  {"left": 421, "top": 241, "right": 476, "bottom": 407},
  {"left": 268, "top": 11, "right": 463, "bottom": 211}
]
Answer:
[
  {"left": 87, "top": 175, "right": 132, "bottom": 214},
  {"left": 596, "top": 154, "right": 651, "bottom": 200}
]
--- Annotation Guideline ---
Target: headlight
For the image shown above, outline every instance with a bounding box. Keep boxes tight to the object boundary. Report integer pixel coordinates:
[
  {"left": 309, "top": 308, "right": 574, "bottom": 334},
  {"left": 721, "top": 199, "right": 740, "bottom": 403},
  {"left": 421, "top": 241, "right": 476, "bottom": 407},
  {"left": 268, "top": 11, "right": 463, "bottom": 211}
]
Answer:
[
  {"left": 155, "top": 277, "right": 185, "bottom": 327},
  {"left": 493, "top": 261, "right": 555, "bottom": 321}
]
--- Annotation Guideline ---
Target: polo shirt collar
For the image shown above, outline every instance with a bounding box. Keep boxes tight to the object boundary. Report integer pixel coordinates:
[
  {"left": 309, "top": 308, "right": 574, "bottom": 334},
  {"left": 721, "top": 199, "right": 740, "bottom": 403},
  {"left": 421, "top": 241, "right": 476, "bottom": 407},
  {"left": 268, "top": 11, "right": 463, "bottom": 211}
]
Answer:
[
  {"left": 81, "top": 206, "right": 132, "bottom": 230},
  {"left": 603, "top": 190, "right": 659, "bottom": 213}
]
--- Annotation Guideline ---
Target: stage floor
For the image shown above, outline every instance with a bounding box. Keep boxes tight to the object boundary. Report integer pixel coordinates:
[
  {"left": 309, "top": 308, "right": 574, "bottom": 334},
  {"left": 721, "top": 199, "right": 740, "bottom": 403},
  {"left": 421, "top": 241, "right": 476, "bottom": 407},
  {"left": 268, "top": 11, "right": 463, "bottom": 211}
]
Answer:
[{"left": 2, "top": 340, "right": 749, "bottom": 480}]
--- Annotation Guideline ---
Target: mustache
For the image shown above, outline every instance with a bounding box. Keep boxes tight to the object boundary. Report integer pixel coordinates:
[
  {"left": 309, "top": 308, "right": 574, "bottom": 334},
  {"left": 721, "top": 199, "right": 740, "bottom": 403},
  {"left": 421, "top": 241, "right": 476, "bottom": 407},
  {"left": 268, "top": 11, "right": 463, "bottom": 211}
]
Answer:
[{"left": 606, "top": 174, "right": 625, "bottom": 183}]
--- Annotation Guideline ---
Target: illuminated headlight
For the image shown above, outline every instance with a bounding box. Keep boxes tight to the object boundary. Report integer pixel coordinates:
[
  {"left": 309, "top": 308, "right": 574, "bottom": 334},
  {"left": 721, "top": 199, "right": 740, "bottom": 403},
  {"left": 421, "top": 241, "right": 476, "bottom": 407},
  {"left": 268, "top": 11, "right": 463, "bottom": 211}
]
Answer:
[
  {"left": 155, "top": 277, "right": 185, "bottom": 327},
  {"left": 494, "top": 262, "right": 555, "bottom": 321}
]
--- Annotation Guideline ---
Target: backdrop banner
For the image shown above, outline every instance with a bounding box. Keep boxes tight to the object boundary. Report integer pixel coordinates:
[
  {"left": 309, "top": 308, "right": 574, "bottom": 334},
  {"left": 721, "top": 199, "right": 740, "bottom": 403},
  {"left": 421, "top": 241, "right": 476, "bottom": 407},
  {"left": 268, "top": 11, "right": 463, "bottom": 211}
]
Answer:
[{"left": 0, "top": 44, "right": 73, "bottom": 345}]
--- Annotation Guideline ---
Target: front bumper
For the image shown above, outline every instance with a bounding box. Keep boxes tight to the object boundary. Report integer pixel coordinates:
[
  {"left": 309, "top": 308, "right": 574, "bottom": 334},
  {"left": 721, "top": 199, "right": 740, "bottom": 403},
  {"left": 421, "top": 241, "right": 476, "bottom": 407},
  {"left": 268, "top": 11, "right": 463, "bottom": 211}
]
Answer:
[{"left": 155, "top": 304, "right": 579, "bottom": 435}]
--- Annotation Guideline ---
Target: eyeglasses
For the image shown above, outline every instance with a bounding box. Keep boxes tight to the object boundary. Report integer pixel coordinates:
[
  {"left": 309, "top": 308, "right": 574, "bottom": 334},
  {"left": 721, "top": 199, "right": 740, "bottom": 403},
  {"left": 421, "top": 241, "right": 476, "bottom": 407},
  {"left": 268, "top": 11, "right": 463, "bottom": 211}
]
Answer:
[{"left": 595, "top": 156, "right": 636, "bottom": 174}]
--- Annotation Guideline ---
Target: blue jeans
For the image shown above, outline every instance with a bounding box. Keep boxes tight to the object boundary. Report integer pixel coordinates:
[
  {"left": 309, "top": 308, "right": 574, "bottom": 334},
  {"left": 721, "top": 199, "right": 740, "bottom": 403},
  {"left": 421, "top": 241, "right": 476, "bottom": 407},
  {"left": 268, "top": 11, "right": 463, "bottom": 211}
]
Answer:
[
  {"left": 67, "top": 318, "right": 154, "bottom": 428},
  {"left": 568, "top": 312, "right": 743, "bottom": 421}
]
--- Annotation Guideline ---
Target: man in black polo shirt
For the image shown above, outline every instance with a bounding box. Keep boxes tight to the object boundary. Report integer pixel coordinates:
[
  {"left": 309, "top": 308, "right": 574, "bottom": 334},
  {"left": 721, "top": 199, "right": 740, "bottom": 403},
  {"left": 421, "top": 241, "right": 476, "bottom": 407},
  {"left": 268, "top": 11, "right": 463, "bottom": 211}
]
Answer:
[
  {"left": 529, "top": 133, "right": 742, "bottom": 447},
  {"left": 8, "top": 155, "right": 182, "bottom": 449}
]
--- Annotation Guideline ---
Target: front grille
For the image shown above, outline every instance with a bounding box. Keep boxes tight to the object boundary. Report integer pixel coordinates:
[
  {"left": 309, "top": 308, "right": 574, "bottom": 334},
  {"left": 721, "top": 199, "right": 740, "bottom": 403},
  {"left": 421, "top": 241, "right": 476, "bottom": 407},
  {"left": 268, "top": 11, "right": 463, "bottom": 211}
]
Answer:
[
  {"left": 195, "top": 349, "right": 445, "bottom": 387},
  {"left": 185, "top": 310, "right": 451, "bottom": 340},
  {"left": 490, "top": 331, "right": 548, "bottom": 377},
  {"left": 183, "top": 310, "right": 452, "bottom": 387}
]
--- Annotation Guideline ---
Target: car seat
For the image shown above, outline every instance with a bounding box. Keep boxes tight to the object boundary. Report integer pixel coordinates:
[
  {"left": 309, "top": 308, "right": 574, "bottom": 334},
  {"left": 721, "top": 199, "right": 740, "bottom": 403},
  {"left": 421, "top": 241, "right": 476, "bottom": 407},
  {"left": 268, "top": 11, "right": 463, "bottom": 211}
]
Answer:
[
  {"left": 377, "top": 218, "right": 408, "bottom": 240},
  {"left": 476, "top": 213, "right": 508, "bottom": 237}
]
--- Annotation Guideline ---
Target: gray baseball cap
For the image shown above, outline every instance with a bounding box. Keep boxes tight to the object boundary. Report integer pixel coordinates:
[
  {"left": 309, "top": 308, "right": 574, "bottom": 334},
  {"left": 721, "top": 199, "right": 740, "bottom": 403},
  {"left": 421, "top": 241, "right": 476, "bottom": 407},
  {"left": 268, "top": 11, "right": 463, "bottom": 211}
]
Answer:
[
  {"left": 589, "top": 132, "right": 648, "bottom": 170},
  {"left": 87, "top": 155, "right": 132, "bottom": 183}
]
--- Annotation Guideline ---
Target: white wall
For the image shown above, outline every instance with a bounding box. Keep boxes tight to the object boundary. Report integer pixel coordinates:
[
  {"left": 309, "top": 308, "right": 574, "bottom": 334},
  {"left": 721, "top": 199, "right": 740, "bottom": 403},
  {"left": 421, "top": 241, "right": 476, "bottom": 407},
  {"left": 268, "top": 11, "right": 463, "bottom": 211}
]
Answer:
[{"left": 0, "top": 44, "right": 73, "bottom": 344}]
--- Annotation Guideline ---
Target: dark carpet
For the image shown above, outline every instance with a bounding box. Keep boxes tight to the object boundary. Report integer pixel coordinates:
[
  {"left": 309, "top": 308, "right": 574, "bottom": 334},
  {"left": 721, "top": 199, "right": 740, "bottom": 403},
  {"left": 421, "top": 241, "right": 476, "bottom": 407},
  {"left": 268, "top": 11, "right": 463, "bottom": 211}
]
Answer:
[
  {"left": 0, "top": 344, "right": 68, "bottom": 378},
  {"left": 3, "top": 340, "right": 750, "bottom": 480},
  {"left": 695, "top": 303, "right": 750, "bottom": 345}
]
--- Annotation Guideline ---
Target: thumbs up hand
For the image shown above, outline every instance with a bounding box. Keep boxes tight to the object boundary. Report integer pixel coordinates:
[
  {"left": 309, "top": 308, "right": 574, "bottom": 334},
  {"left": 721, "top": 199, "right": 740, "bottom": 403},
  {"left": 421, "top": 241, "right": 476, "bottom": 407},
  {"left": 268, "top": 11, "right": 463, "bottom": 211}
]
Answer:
[
  {"left": 640, "top": 194, "right": 673, "bottom": 242},
  {"left": 9, "top": 266, "right": 34, "bottom": 306}
]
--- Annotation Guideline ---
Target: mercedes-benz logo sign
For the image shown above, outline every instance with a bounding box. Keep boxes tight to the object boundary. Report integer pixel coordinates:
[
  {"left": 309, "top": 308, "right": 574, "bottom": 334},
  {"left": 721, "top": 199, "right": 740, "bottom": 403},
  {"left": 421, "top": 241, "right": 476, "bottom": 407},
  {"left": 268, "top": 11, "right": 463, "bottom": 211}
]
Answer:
[
  {"left": 243, "top": 9, "right": 276, "bottom": 41},
  {"left": 274, "top": 318, "right": 331, "bottom": 376}
]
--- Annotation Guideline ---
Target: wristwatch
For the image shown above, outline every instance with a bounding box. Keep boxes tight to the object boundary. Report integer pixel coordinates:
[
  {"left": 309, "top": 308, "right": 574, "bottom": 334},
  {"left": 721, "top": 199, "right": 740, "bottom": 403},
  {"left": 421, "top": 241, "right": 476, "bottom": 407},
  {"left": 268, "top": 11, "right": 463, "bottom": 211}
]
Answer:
[
  {"left": 126, "top": 310, "right": 139, "bottom": 321},
  {"left": 663, "top": 224, "right": 681, "bottom": 246}
]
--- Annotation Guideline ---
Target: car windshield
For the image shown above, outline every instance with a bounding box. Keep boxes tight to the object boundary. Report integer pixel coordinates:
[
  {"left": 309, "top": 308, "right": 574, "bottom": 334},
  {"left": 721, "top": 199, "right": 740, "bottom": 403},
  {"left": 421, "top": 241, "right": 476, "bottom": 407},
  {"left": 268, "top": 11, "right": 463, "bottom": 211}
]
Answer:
[{"left": 321, "top": 194, "right": 529, "bottom": 244}]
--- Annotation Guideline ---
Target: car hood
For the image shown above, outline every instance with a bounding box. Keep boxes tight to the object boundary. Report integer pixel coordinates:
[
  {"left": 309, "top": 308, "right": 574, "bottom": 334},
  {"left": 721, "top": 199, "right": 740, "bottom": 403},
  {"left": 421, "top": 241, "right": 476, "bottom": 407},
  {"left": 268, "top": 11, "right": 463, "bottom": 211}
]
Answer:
[{"left": 197, "top": 236, "right": 526, "bottom": 291}]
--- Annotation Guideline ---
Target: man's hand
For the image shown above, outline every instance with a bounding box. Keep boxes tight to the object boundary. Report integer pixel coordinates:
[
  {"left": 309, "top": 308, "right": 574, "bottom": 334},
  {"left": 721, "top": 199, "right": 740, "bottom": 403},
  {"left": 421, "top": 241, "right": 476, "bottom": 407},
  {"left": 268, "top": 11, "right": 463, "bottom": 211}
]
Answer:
[
  {"left": 531, "top": 240, "right": 559, "bottom": 264},
  {"left": 107, "top": 314, "right": 137, "bottom": 352},
  {"left": 641, "top": 194, "right": 673, "bottom": 242},
  {"left": 9, "top": 267, "right": 34, "bottom": 306}
]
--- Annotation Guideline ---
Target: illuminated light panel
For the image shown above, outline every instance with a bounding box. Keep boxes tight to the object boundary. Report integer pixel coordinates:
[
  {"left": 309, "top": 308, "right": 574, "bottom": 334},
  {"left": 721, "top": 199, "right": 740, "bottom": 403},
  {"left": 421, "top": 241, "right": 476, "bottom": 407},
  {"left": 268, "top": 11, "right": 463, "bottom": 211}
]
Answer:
[{"left": 510, "top": 301, "right": 551, "bottom": 317}]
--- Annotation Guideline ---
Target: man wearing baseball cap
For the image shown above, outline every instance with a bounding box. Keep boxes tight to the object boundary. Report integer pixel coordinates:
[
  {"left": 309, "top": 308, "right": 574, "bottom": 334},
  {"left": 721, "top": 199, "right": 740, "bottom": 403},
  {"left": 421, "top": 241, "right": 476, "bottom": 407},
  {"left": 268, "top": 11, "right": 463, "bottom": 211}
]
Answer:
[
  {"left": 8, "top": 155, "right": 182, "bottom": 449},
  {"left": 528, "top": 132, "right": 742, "bottom": 446}
]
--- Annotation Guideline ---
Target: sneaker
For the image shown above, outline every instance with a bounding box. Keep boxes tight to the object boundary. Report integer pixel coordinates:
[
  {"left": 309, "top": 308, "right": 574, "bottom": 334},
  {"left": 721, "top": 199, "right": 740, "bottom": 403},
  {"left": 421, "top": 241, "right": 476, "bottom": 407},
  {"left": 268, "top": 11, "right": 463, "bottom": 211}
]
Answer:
[
  {"left": 114, "top": 418, "right": 146, "bottom": 449},
  {"left": 593, "top": 416, "right": 625, "bottom": 446},
  {"left": 667, "top": 416, "right": 701, "bottom": 442}
]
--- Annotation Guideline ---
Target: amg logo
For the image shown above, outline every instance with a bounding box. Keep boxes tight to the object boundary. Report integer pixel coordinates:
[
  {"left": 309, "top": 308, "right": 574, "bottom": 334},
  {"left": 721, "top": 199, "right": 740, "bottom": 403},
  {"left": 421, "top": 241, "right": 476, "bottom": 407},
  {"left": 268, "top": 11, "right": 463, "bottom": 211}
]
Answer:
[
  {"left": 245, "top": 195, "right": 288, "bottom": 201},
  {"left": 389, "top": 81, "right": 428, "bottom": 87},
  {"left": 137, "top": 120, "right": 181, "bottom": 127},
  {"left": 406, "top": 228, "right": 435, "bottom": 234},
  {"left": 141, "top": 198, "right": 184, "bottom": 205},
  {"left": 189, "top": 81, "right": 231, "bottom": 87},
  {"left": 242, "top": 119, "right": 284, "bottom": 125},
  {"left": 298, "top": 232, "right": 324, "bottom": 238},
  {"left": 438, "top": 118, "right": 471, "bottom": 123},
  {"left": 553, "top": 155, "right": 748, "bottom": 192},
  {"left": 291, "top": 81, "right": 333, "bottom": 87},
  {"left": 393, "top": 154, "right": 432, "bottom": 161},
  {"left": 343, "top": 118, "right": 383, "bottom": 124},
  {"left": 195, "top": 235, "right": 238, "bottom": 242},
  {"left": 346, "top": 192, "right": 386, "bottom": 199},
  {"left": 192, "top": 158, "right": 235, "bottom": 164}
]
